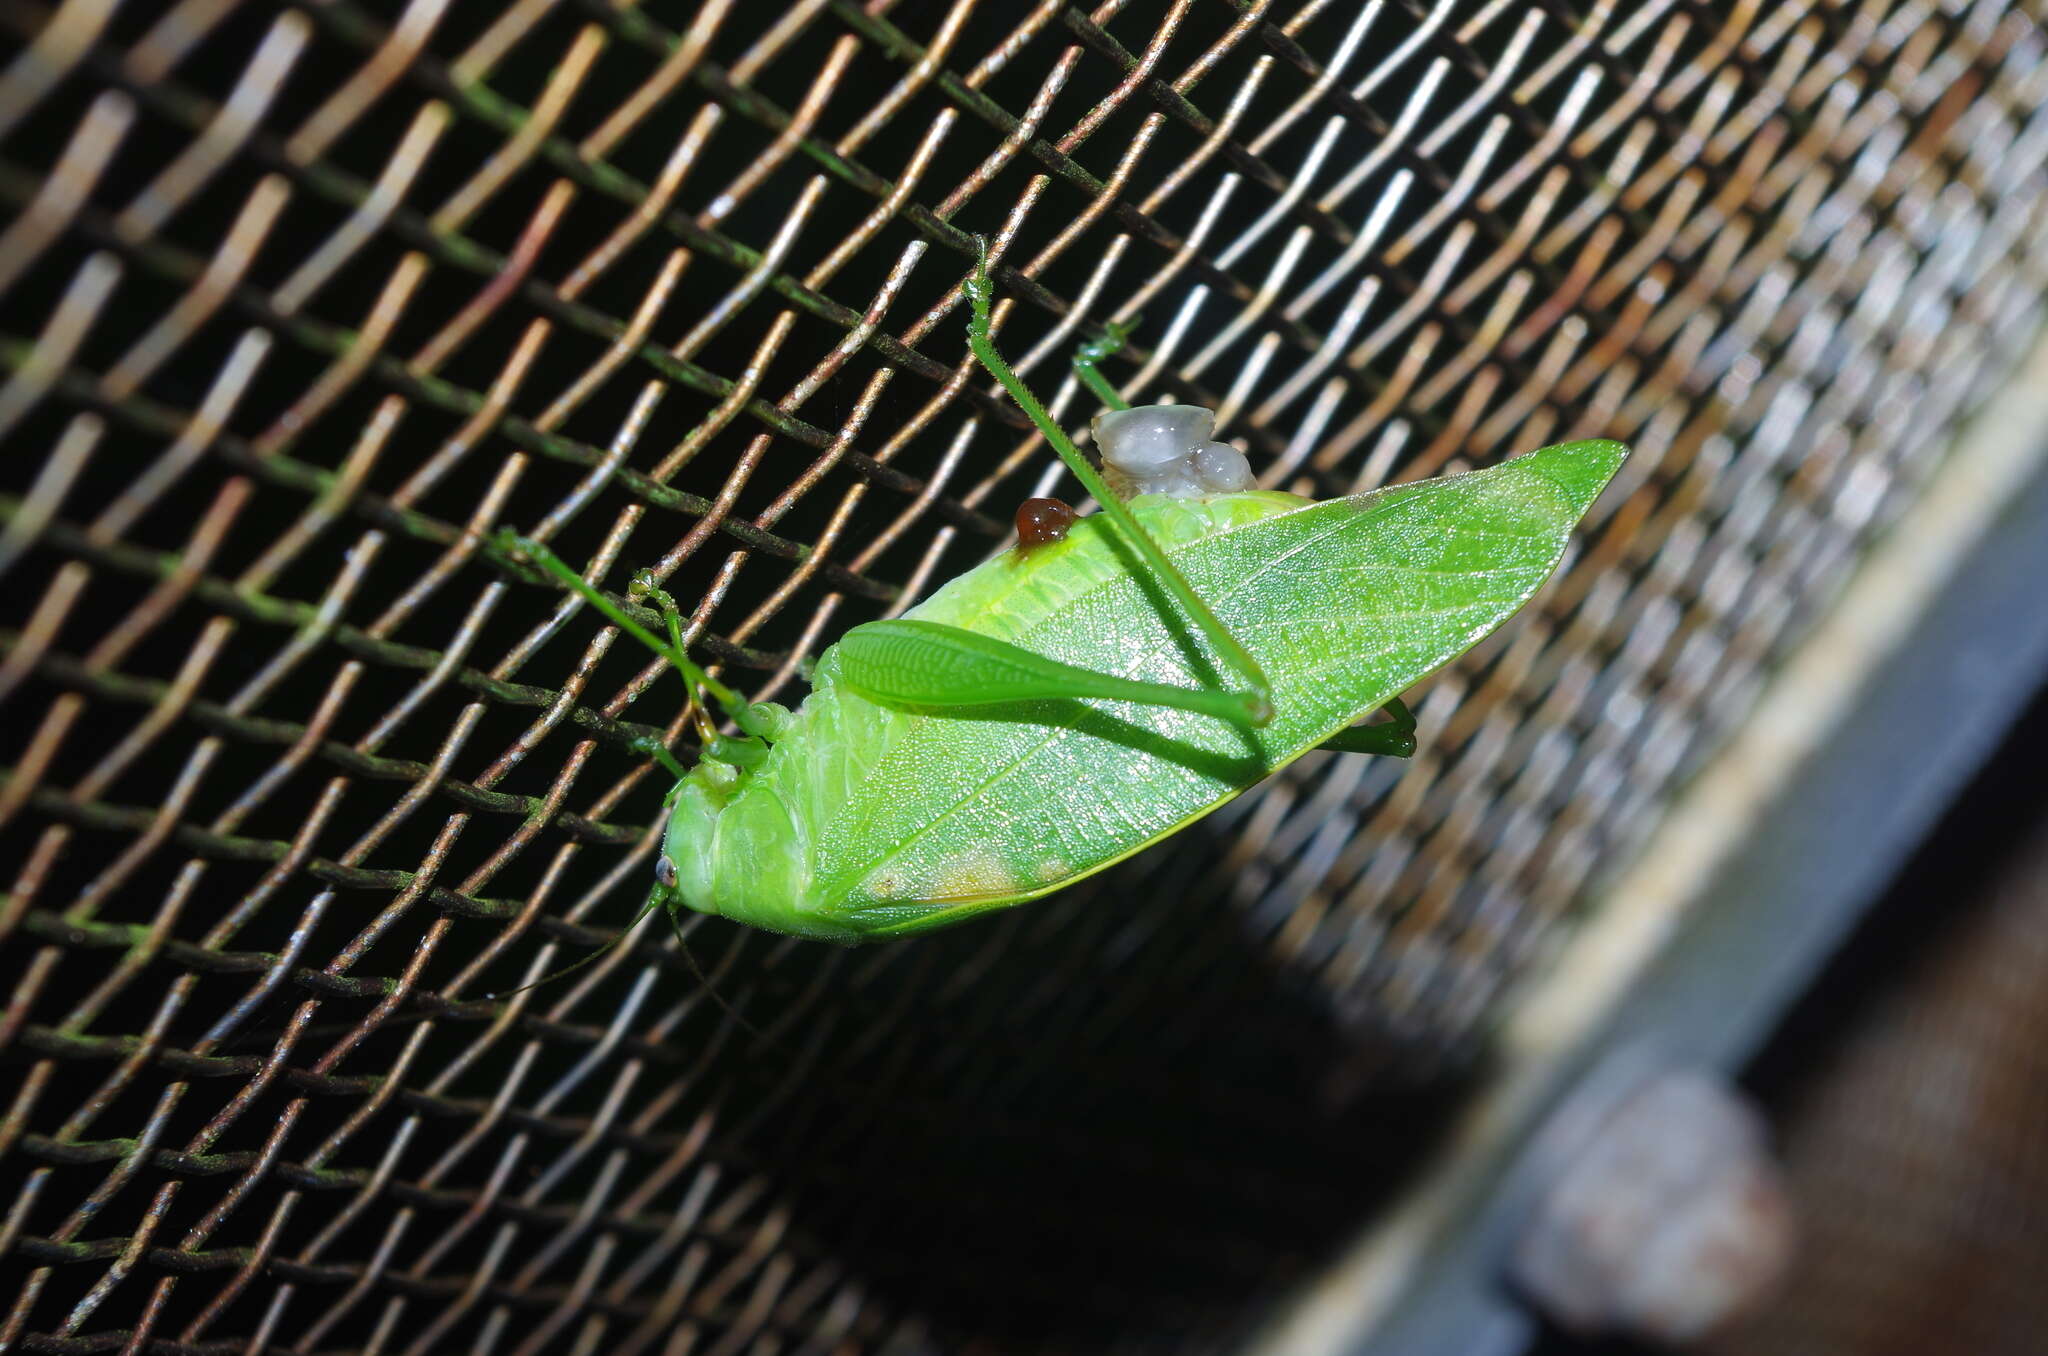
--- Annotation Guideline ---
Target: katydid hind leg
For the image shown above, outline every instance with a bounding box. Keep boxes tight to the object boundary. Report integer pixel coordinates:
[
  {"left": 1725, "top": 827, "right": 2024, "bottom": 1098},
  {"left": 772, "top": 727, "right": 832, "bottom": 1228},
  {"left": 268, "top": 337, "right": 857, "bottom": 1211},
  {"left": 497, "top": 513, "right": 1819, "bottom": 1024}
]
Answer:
[
  {"left": 837, "top": 616, "right": 1278, "bottom": 728},
  {"left": 960, "top": 239, "right": 1274, "bottom": 726}
]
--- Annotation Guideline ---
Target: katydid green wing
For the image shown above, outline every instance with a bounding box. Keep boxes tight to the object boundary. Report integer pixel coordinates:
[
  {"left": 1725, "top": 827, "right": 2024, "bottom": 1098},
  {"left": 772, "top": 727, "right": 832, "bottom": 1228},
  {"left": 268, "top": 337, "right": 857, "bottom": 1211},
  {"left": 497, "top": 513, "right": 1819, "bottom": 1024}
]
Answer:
[{"left": 769, "top": 439, "right": 1626, "bottom": 936}]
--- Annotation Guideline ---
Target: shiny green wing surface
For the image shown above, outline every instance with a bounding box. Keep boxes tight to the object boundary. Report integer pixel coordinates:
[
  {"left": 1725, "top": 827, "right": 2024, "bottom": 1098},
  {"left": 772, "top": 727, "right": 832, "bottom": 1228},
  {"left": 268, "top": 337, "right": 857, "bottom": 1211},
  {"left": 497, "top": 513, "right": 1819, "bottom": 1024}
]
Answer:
[{"left": 761, "top": 440, "right": 1625, "bottom": 934}]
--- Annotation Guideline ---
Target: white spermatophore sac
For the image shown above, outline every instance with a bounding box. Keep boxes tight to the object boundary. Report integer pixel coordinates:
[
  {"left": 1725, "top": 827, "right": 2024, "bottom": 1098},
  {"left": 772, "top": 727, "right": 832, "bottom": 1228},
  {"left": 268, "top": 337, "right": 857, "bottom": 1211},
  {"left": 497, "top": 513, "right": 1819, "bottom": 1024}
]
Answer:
[{"left": 1091, "top": 404, "right": 1256, "bottom": 499}]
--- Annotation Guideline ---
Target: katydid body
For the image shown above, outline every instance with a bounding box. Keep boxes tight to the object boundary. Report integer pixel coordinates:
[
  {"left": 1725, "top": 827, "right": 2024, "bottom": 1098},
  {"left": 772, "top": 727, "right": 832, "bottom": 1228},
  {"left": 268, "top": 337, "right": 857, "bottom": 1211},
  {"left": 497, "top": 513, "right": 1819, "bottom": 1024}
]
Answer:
[{"left": 500, "top": 244, "right": 1625, "bottom": 947}]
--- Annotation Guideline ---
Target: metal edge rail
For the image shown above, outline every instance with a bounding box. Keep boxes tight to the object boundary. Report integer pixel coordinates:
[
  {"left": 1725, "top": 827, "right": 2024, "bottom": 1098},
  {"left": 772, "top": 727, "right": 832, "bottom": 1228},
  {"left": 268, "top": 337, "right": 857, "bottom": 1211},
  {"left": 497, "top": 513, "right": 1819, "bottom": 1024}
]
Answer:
[{"left": 1248, "top": 321, "right": 2048, "bottom": 1356}]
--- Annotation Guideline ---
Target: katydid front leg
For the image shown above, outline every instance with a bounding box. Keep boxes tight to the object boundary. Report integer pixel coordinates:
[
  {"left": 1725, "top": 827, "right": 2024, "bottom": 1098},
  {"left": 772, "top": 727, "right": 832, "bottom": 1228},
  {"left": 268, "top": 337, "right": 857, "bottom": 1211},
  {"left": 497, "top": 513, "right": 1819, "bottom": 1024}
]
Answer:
[{"left": 494, "top": 530, "right": 775, "bottom": 768}]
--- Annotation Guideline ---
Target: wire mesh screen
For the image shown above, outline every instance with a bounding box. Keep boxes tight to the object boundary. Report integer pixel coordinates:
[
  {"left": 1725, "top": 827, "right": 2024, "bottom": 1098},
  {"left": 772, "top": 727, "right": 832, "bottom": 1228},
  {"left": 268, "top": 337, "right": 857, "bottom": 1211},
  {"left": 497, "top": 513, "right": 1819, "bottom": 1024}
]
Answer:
[{"left": 2, "top": 1, "right": 2044, "bottom": 1352}]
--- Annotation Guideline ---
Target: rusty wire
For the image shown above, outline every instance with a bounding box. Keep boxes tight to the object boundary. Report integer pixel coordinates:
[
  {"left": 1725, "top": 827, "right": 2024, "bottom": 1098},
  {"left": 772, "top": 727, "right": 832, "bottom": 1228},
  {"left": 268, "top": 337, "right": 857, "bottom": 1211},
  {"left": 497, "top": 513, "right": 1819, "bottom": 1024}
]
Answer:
[{"left": 1, "top": 0, "right": 2046, "bottom": 1351}]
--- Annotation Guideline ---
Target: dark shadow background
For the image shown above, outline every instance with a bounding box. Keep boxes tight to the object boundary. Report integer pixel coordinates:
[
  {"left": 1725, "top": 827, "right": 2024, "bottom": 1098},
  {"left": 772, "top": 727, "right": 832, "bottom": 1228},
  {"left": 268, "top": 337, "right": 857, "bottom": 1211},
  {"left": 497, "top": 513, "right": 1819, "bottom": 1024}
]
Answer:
[{"left": 1531, "top": 677, "right": 2048, "bottom": 1356}]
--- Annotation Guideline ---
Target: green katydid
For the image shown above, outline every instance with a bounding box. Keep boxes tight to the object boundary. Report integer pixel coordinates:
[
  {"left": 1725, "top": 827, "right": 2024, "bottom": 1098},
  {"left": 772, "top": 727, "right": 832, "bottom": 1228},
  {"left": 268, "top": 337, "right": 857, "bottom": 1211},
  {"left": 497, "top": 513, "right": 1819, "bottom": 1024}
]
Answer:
[{"left": 498, "top": 243, "right": 1626, "bottom": 947}]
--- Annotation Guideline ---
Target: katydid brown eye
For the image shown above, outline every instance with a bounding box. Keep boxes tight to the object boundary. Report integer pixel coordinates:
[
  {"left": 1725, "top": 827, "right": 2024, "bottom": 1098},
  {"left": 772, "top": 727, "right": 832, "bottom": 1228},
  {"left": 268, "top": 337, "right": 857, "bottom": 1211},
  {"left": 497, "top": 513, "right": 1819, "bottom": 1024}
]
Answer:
[
  {"left": 1015, "top": 497, "right": 1076, "bottom": 549},
  {"left": 655, "top": 854, "right": 677, "bottom": 889}
]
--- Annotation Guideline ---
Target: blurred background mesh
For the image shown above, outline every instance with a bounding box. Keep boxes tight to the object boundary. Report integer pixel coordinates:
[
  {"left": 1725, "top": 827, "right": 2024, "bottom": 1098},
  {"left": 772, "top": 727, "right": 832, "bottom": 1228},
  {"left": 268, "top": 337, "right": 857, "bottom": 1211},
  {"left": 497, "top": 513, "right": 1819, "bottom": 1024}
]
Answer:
[
  {"left": 1700, "top": 692, "right": 2048, "bottom": 1356},
  {"left": 0, "top": 1, "right": 2044, "bottom": 1352}
]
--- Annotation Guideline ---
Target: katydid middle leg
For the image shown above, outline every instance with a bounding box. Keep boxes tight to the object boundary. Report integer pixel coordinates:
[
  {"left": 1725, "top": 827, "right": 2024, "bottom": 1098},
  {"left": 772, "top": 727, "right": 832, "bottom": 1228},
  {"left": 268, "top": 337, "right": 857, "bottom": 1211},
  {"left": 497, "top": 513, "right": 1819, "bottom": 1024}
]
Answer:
[{"left": 1316, "top": 697, "right": 1418, "bottom": 758}]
